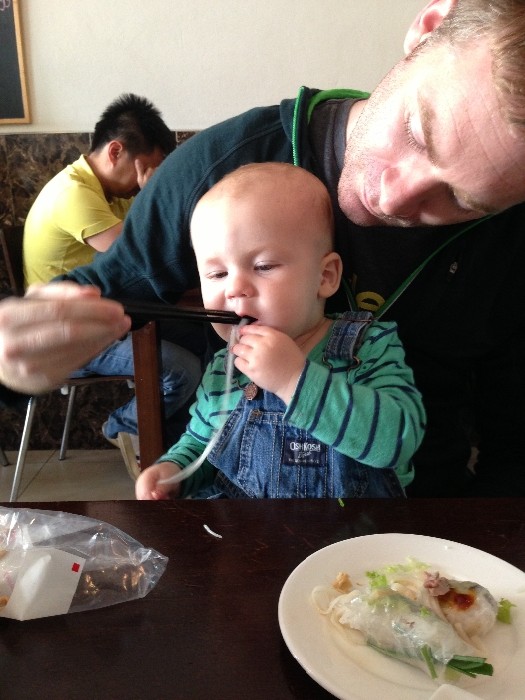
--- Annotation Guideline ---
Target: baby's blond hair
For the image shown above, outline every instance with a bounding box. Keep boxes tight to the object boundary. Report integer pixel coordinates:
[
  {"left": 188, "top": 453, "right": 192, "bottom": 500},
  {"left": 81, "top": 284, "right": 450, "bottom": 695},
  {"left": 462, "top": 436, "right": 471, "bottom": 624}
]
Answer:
[{"left": 199, "top": 162, "right": 335, "bottom": 252}]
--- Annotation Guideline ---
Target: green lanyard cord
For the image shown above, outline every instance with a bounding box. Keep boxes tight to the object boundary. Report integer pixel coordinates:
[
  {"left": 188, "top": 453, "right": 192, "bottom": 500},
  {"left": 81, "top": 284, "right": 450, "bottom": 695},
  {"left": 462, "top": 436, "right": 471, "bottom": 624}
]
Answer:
[
  {"left": 374, "top": 216, "right": 494, "bottom": 319},
  {"left": 343, "top": 216, "right": 494, "bottom": 319}
]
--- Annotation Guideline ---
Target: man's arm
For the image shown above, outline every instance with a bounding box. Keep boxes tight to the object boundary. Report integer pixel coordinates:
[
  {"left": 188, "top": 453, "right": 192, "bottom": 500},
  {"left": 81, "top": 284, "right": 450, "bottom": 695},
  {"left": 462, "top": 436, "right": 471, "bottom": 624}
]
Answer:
[{"left": 85, "top": 220, "right": 123, "bottom": 252}]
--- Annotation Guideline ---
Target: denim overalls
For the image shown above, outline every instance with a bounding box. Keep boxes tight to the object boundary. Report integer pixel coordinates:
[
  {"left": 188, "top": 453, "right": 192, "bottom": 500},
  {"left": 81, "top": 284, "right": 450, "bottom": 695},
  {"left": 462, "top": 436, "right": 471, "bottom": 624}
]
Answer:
[{"left": 201, "top": 312, "right": 405, "bottom": 499}]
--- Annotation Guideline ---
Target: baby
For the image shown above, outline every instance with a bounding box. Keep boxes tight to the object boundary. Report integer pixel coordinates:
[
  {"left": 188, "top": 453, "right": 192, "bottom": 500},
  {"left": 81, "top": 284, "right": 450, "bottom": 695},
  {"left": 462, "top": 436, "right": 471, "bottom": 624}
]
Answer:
[{"left": 136, "top": 162, "right": 426, "bottom": 499}]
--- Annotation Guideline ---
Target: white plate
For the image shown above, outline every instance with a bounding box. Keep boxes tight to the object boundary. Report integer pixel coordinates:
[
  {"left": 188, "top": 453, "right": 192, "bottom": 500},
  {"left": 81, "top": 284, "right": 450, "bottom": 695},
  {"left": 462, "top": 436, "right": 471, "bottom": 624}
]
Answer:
[{"left": 278, "top": 533, "right": 525, "bottom": 700}]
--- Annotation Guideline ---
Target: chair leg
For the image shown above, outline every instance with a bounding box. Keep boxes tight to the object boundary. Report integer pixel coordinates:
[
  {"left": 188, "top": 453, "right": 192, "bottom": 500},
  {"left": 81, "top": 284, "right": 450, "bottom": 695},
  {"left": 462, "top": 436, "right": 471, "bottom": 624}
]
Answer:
[
  {"left": 9, "top": 396, "right": 37, "bottom": 502},
  {"left": 59, "top": 385, "right": 77, "bottom": 460},
  {"left": 0, "top": 446, "right": 8, "bottom": 466}
]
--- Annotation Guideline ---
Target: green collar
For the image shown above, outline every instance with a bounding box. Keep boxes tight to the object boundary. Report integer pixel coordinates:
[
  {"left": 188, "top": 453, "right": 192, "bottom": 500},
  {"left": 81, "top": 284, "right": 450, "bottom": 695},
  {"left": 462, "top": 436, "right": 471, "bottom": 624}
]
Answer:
[{"left": 292, "top": 86, "right": 370, "bottom": 166}]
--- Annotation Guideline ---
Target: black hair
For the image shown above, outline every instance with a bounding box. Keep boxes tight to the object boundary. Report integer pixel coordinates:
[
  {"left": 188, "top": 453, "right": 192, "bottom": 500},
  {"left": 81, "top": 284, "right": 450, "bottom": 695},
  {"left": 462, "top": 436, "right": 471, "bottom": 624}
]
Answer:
[{"left": 89, "top": 93, "right": 174, "bottom": 156}]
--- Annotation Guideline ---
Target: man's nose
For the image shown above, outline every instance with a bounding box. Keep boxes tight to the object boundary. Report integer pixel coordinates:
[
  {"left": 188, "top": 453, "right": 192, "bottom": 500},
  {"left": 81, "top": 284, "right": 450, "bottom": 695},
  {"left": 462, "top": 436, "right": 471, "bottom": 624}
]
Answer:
[{"left": 379, "top": 162, "right": 443, "bottom": 219}]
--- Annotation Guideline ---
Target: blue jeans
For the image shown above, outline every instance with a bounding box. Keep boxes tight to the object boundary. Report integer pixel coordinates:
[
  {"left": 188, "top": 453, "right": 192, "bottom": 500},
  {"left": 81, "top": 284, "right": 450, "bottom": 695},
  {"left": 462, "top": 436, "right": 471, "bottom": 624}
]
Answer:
[{"left": 71, "top": 333, "right": 202, "bottom": 444}]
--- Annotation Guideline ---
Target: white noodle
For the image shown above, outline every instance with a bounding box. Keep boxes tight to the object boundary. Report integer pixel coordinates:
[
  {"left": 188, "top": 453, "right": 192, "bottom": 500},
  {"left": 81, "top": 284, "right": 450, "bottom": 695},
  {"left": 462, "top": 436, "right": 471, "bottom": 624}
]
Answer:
[
  {"left": 203, "top": 524, "right": 223, "bottom": 539},
  {"left": 158, "top": 318, "right": 250, "bottom": 486}
]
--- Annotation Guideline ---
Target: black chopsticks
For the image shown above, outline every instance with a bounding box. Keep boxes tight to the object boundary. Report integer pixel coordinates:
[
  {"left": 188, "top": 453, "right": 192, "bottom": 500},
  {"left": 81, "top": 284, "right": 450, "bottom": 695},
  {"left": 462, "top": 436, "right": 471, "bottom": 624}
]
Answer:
[{"left": 118, "top": 298, "right": 255, "bottom": 325}]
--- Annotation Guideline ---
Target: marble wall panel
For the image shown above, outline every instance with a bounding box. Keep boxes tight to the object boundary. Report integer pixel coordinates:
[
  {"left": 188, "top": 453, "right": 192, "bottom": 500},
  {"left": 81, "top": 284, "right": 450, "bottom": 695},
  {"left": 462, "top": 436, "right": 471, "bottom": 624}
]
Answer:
[
  {"left": 0, "top": 133, "right": 90, "bottom": 227},
  {"left": 0, "top": 139, "right": 11, "bottom": 226}
]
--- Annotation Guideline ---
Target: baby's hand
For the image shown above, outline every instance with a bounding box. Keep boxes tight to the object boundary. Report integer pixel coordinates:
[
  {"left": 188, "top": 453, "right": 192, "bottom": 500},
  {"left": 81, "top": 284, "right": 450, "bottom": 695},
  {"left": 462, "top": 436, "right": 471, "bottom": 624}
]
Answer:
[
  {"left": 232, "top": 325, "right": 305, "bottom": 404},
  {"left": 135, "top": 461, "right": 182, "bottom": 500}
]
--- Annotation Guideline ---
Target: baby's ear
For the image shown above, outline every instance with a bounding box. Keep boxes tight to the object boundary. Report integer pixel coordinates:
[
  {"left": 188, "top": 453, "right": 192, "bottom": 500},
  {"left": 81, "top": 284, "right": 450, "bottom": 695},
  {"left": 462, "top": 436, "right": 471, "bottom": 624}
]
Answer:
[{"left": 319, "top": 252, "right": 342, "bottom": 299}]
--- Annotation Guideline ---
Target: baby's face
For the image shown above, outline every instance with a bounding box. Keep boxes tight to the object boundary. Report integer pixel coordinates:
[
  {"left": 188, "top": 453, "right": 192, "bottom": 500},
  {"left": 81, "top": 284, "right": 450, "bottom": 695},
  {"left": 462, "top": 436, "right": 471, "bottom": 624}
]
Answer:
[{"left": 191, "top": 190, "right": 331, "bottom": 343}]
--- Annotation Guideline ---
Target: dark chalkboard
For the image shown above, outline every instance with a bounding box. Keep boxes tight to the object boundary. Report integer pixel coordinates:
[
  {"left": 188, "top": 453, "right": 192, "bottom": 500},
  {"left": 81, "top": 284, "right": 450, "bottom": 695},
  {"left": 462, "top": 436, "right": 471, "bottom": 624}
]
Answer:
[{"left": 0, "top": 0, "right": 30, "bottom": 123}]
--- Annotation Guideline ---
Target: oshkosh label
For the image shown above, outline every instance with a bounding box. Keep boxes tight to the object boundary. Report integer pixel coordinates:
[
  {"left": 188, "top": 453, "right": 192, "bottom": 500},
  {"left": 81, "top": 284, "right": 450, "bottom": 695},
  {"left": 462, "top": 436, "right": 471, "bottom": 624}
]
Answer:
[{"left": 283, "top": 439, "right": 325, "bottom": 466}]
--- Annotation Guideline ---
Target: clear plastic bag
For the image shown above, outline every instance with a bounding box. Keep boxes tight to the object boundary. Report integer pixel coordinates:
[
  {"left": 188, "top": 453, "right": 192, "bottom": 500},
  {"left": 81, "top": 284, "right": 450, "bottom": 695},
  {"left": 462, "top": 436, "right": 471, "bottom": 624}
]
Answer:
[{"left": 0, "top": 506, "right": 168, "bottom": 621}]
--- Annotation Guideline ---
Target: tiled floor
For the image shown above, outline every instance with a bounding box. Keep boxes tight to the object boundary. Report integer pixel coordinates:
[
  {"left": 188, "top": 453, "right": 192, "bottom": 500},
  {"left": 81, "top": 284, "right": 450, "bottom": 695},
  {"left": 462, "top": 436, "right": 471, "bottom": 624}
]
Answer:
[{"left": 0, "top": 448, "right": 136, "bottom": 502}]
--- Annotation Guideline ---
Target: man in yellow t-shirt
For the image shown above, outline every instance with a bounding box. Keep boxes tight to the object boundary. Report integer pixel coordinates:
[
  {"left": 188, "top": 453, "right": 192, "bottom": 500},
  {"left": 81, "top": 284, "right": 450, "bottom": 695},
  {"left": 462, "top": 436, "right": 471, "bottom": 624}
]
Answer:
[
  {"left": 24, "top": 155, "right": 131, "bottom": 285},
  {"left": 22, "top": 94, "right": 203, "bottom": 478},
  {"left": 24, "top": 93, "right": 173, "bottom": 286}
]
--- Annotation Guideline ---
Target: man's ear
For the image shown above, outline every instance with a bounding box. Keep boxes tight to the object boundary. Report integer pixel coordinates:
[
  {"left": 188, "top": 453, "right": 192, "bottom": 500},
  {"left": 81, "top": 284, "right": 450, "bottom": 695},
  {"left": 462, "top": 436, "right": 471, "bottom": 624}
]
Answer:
[
  {"left": 319, "top": 252, "right": 343, "bottom": 299},
  {"left": 403, "top": 0, "right": 456, "bottom": 54},
  {"left": 107, "top": 140, "right": 124, "bottom": 165}
]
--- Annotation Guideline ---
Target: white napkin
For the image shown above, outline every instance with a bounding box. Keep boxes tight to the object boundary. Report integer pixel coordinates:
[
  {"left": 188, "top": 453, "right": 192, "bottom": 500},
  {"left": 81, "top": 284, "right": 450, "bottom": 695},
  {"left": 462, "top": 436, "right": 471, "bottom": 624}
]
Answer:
[{"left": 429, "top": 685, "right": 481, "bottom": 700}]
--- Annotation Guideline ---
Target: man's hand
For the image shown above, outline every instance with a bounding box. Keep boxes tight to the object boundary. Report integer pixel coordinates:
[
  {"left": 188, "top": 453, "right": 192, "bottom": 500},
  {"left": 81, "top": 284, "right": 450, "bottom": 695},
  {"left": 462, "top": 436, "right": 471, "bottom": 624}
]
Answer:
[
  {"left": 0, "top": 282, "right": 131, "bottom": 395},
  {"left": 135, "top": 159, "right": 157, "bottom": 189}
]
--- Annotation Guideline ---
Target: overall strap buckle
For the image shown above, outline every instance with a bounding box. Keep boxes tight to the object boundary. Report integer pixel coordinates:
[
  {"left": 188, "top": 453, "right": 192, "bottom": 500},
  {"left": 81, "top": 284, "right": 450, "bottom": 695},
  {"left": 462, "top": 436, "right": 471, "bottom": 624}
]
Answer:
[{"left": 323, "top": 311, "right": 373, "bottom": 365}]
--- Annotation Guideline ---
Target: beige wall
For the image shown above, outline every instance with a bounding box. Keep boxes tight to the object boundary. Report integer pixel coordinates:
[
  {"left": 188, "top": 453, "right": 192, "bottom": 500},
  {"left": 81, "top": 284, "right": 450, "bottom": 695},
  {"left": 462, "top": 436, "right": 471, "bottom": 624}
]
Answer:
[{"left": 1, "top": 0, "right": 423, "bottom": 134}]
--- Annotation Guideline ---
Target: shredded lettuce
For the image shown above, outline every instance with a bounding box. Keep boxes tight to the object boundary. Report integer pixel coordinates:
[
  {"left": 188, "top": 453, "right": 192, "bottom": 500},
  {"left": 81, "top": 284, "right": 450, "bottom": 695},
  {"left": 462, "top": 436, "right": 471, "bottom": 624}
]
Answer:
[
  {"left": 365, "top": 558, "right": 428, "bottom": 588},
  {"left": 497, "top": 598, "right": 516, "bottom": 624},
  {"left": 366, "top": 571, "right": 388, "bottom": 588}
]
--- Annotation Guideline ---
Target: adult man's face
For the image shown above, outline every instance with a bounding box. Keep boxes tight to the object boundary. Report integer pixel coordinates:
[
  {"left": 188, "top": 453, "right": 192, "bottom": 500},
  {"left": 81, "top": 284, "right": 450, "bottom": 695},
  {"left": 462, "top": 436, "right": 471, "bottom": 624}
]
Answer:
[{"left": 338, "top": 39, "right": 525, "bottom": 227}]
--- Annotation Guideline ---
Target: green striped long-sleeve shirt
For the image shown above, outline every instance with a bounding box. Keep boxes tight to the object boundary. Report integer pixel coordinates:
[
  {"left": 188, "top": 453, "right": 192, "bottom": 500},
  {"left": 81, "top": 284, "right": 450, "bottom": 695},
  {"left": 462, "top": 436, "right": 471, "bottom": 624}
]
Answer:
[{"left": 159, "top": 318, "right": 426, "bottom": 496}]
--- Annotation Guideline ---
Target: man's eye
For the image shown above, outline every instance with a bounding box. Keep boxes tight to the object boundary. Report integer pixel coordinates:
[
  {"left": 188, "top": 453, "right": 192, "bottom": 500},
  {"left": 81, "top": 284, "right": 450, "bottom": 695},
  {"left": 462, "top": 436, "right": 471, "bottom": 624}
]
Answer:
[{"left": 404, "top": 114, "right": 425, "bottom": 153}]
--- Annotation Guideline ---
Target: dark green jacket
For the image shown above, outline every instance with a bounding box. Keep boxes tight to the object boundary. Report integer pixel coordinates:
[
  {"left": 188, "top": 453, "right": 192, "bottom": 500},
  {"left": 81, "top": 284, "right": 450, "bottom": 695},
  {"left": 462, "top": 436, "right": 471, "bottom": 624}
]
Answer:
[{"left": 63, "top": 87, "right": 525, "bottom": 497}]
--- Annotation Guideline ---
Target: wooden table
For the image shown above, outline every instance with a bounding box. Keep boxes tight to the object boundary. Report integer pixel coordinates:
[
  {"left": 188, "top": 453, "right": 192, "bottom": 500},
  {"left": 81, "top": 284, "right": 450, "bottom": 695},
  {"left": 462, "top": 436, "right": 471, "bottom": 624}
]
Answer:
[{"left": 0, "top": 498, "right": 524, "bottom": 699}]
